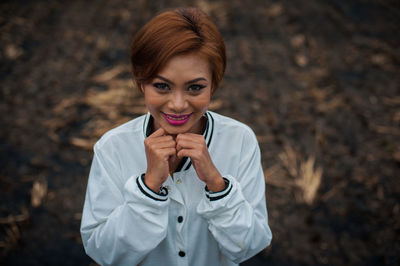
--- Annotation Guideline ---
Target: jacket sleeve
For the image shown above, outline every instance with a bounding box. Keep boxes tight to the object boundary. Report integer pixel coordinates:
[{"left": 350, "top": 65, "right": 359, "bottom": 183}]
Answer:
[
  {"left": 80, "top": 142, "right": 170, "bottom": 266},
  {"left": 196, "top": 129, "right": 272, "bottom": 263}
]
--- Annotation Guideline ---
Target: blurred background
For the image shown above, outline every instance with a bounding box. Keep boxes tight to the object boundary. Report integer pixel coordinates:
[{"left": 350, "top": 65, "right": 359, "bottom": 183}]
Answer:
[{"left": 1, "top": 0, "right": 399, "bottom": 265}]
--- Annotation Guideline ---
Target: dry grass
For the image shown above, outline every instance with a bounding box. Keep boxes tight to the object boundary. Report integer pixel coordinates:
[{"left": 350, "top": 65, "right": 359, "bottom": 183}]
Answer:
[
  {"left": 31, "top": 177, "right": 48, "bottom": 208},
  {"left": 296, "top": 156, "right": 323, "bottom": 204},
  {"left": 0, "top": 207, "right": 29, "bottom": 255},
  {"left": 276, "top": 143, "right": 323, "bottom": 204},
  {"left": 0, "top": 222, "right": 20, "bottom": 255}
]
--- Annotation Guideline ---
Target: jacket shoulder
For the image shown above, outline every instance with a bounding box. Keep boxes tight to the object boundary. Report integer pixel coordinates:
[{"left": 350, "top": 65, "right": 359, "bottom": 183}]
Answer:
[
  {"left": 94, "top": 114, "right": 146, "bottom": 150},
  {"left": 208, "top": 111, "right": 257, "bottom": 141}
]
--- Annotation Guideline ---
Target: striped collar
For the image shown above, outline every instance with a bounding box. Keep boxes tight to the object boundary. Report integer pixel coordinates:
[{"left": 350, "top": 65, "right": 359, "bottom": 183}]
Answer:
[{"left": 142, "top": 111, "right": 215, "bottom": 172}]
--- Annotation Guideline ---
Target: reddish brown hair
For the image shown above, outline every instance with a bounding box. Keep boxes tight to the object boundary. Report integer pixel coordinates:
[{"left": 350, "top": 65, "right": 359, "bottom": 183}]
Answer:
[{"left": 130, "top": 7, "right": 226, "bottom": 90}]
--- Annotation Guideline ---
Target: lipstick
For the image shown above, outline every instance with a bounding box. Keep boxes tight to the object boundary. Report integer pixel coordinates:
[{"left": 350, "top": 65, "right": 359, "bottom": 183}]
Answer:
[{"left": 161, "top": 112, "right": 192, "bottom": 126}]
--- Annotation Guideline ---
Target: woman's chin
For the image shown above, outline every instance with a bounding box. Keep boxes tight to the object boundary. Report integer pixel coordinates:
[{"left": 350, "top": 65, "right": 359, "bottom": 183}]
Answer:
[{"left": 162, "top": 125, "right": 190, "bottom": 135}]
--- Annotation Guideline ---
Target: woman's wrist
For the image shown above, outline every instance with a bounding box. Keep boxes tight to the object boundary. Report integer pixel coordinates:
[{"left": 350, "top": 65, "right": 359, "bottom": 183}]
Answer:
[
  {"left": 205, "top": 175, "right": 226, "bottom": 192},
  {"left": 143, "top": 173, "right": 164, "bottom": 193}
]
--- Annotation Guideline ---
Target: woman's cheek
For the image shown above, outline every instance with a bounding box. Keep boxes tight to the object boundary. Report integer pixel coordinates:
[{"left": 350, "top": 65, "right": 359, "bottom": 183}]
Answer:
[{"left": 195, "top": 95, "right": 211, "bottom": 111}]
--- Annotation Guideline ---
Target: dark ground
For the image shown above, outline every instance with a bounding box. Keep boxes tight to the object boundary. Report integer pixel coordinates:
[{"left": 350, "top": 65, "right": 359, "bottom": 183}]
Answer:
[{"left": 1, "top": 0, "right": 399, "bottom": 265}]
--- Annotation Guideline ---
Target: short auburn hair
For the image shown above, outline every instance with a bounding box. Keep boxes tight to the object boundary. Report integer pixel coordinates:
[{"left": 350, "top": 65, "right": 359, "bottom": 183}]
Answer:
[{"left": 130, "top": 7, "right": 226, "bottom": 91}]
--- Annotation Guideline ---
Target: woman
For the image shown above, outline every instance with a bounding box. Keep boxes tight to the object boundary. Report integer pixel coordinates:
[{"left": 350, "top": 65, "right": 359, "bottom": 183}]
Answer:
[{"left": 81, "top": 7, "right": 272, "bottom": 266}]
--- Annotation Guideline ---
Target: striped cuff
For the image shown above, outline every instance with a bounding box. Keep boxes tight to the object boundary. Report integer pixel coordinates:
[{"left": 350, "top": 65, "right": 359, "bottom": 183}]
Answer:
[
  {"left": 136, "top": 174, "right": 168, "bottom": 201},
  {"left": 205, "top": 178, "right": 232, "bottom": 201}
]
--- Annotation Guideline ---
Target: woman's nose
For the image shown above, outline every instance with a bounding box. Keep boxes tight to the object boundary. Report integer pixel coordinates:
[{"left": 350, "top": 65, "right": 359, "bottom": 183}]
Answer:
[{"left": 168, "top": 91, "right": 188, "bottom": 113}]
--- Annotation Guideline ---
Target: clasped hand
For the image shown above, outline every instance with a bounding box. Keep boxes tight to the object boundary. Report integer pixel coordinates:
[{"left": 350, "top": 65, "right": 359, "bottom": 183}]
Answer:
[{"left": 144, "top": 128, "right": 225, "bottom": 193}]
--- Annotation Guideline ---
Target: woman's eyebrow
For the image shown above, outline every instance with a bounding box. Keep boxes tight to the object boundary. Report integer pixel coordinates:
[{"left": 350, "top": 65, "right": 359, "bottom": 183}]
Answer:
[
  {"left": 185, "top": 78, "right": 207, "bottom": 85},
  {"left": 155, "top": 76, "right": 208, "bottom": 85},
  {"left": 155, "top": 75, "right": 174, "bottom": 85}
]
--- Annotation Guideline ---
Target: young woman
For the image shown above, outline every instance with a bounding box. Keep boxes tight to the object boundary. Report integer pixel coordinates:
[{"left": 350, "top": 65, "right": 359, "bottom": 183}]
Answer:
[{"left": 81, "top": 7, "right": 272, "bottom": 266}]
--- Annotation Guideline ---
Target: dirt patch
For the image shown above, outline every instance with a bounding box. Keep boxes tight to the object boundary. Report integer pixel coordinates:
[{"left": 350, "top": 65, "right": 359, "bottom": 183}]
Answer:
[{"left": 1, "top": 0, "right": 399, "bottom": 265}]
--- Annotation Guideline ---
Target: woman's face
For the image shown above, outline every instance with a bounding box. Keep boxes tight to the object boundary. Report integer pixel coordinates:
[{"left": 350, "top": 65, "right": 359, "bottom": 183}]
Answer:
[{"left": 141, "top": 53, "right": 213, "bottom": 135}]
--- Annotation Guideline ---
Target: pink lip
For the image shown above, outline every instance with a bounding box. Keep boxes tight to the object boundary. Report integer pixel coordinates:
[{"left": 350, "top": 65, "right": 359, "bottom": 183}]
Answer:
[{"left": 161, "top": 112, "right": 192, "bottom": 126}]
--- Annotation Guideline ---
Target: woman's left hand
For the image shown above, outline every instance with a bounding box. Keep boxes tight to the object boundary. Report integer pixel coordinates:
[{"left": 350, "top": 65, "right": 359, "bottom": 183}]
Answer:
[{"left": 176, "top": 133, "right": 226, "bottom": 192}]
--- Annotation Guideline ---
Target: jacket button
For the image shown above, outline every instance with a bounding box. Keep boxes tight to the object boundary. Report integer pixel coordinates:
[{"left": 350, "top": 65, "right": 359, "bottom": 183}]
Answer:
[
  {"left": 177, "top": 216, "right": 183, "bottom": 223},
  {"left": 178, "top": 251, "right": 185, "bottom": 257}
]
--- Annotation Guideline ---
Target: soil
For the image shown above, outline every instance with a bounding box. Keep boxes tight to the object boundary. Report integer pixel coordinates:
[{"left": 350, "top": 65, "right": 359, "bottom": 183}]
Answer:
[{"left": 1, "top": 0, "right": 399, "bottom": 265}]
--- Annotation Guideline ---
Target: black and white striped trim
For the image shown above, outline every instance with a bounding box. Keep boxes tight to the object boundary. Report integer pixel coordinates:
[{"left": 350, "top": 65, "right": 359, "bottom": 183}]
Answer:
[
  {"left": 142, "top": 111, "right": 215, "bottom": 173},
  {"left": 143, "top": 113, "right": 153, "bottom": 138},
  {"left": 205, "top": 178, "right": 232, "bottom": 201},
  {"left": 136, "top": 174, "right": 168, "bottom": 201},
  {"left": 203, "top": 112, "right": 214, "bottom": 150}
]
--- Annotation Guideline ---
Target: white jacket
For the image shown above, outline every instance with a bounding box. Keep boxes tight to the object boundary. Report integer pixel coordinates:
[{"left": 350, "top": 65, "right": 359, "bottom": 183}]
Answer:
[{"left": 80, "top": 111, "right": 272, "bottom": 266}]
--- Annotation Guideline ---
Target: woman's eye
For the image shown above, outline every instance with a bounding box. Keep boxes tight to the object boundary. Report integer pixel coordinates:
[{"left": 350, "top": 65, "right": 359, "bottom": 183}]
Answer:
[
  {"left": 153, "top": 83, "right": 170, "bottom": 91},
  {"left": 188, "top": 84, "right": 206, "bottom": 92}
]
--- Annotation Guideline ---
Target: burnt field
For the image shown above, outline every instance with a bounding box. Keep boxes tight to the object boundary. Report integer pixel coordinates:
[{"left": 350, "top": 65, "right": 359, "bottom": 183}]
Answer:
[{"left": 1, "top": 0, "right": 399, "bottom": 265}]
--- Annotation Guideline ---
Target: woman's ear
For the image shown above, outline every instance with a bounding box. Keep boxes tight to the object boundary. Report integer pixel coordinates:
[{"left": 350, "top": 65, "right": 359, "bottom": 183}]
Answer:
[
  {"left": 139, "top": 83, "right": 145, "bottom": 94},
  {"left": 211, "top": 85, "right": 217, "bottom": 96}
]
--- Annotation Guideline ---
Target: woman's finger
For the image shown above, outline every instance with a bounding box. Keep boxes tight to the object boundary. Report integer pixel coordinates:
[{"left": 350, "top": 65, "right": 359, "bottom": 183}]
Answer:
[
  {"left": 163, "top": 147, "right": 177, "bottom": 158},
  {"left": 176, "top": 138, "right": 204, "bottom": 151},
  {"left": 151, "top": 135, "right": 174, "bottom": 144},
  {"left": 177, "top": 148, "right": 202, "bottom": 159},
  {"left": 176, "top": 133, "right": 204, "bottom": 143},
  {"left": 148, "top": 127, "right": 165, "bottom": 138},
  {"left": 177, "top": 148, "right": 191, "bottom": 158},
  {"left": 152, "top": 140, "right": 176, "bottom": 150}
]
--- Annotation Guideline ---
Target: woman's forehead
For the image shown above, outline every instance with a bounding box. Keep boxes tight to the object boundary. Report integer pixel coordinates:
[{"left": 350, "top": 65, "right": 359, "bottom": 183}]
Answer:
[{"left": 156, "top": 53, "right": 212, "bottom": 81}]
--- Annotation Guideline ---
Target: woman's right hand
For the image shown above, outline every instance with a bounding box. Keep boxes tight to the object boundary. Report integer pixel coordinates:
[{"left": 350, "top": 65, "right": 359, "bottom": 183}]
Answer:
[{"left": 143, "top": 128, "right": 176, "bottom": 192}]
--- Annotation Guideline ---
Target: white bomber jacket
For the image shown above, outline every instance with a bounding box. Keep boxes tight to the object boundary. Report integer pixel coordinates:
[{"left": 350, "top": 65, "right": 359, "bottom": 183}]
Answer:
[{"left": 80, "top": 111, "right": 272, "bottom": 266}]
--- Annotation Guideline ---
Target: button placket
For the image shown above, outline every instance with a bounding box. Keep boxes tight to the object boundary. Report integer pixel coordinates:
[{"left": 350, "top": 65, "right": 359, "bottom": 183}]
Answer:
[
  {"left": 164, "top": 175, "right": 184, "bottom": 205},
  {"left": 175, "top": 172, "right": 186, "bottom": 228},
  {"left": 176, "top": 207, "right": 186, "bottom": 232},
  {"left": 173, "top": 171, "right": 188, "bottom": 264}
]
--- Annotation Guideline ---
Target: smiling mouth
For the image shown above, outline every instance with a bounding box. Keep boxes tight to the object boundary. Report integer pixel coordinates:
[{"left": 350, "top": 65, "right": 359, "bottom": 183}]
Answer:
[
  {"left": 164, "top": 113, "right": 190, "bottom": 120},
  {"left": 161, "top": 112, "right": 192, "bottom": 125}
]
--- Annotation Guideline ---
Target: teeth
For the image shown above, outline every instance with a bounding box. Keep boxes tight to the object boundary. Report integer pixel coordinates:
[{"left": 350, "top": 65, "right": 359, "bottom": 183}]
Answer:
[{"left": 167, "top": 115, "right": 187, "bottom": 120}]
